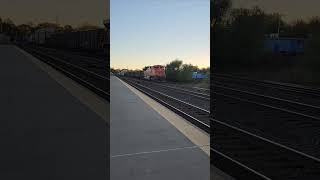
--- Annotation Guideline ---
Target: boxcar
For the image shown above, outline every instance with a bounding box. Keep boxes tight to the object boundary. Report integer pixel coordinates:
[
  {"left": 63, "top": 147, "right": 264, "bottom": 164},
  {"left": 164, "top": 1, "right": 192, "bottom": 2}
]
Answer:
[{"left": 45, "top": 28, "right": 109, "bottom": 54}]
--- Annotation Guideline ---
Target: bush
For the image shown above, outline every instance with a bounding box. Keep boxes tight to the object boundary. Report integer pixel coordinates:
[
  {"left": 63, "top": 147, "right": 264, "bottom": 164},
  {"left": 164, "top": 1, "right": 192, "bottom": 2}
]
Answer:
[
  {"left": 178, "top": 64, "right": 198, "bottom": 82},
  {"left": 165, "top": 59, "right": 183, "bottom": 82}
]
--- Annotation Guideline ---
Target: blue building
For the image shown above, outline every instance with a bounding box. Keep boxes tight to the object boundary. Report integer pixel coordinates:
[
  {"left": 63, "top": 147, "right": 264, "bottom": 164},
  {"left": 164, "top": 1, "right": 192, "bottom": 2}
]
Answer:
[{"left": 264, "top": 37, "right": 305, "bottom": 55}]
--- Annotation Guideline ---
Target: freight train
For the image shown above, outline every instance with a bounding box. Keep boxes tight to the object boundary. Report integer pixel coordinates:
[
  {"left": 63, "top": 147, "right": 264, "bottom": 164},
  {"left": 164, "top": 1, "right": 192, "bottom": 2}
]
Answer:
[
  {"left": 46, "top": 29, "right": 109, "bottom": 54},
  {"left": 27, "top": 28, "right": 109, "bottom": 55},
  {"left": 120, "top": 65, "right": 208, "bottom": 82},
  {"left": 124, "top": 70, "right": 144, "bottom": 79},
  {"left": 144, "top": 65, "right": 166, "bottom": 80},
  {"left": 117, "top": 65, "right": 166, "bottom": 80}
]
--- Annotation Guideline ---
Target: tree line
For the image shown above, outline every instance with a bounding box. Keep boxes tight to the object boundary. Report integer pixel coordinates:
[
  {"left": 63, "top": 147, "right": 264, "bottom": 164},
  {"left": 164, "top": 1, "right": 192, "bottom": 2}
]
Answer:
[
  {"left": 211, "top": 0, "right": 320, "bottom": 85},
  {"left": 164, "top": 59, "right": 209, "bottom": 82},
  {"left": 212, "top": 0, "right": 320, "bottom": 70},
  {"left": 0, "top": 17, "right": 109, "bottom": 40}
]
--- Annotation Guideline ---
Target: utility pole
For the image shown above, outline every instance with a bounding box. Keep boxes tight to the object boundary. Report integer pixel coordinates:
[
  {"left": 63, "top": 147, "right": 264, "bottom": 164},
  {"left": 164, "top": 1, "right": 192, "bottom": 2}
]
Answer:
[
  {"left": 277, "top": 13, "right": 285, "bottom": 39},
  {"left": 56, "top": 14, "right": 59, "bottom": 26},
  {"left": 277, "top": 16, "right": 281, "bottom": 39}
]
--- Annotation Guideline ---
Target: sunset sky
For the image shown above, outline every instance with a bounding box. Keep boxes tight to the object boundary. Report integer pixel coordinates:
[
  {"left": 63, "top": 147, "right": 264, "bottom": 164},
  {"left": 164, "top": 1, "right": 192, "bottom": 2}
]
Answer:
[
  {"left": 0, "top": 0, "right": 108, "bottom": 27},
  {"left": 233, "top": 0, "right": 320, "bottom": 22},
  {"left": 111, "top": 0, "right": 210, "bottom": 70}
]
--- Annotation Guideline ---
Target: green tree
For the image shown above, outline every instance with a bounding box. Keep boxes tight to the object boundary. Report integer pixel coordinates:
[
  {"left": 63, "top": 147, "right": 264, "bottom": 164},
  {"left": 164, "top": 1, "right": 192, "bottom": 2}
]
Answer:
[
  {"left": 307, "top": 17, "right": 320, "bottom": 64},
  {"left": 0, "top": 18, "right": 2, "bottom": 33},
  {"left": 211, "top": 0, "right": 232, "bottom": 27},
  {"left": 214, "top": 6, "right": 269, "bottom": 68},
  {"left": 142, "top": 66, "right": 149, "bottom": 71},
  {"left": 77, "top": 22, "right": 100, "bottom": 31},
  {"left": 290, "top": 19, "right": 309, "bottom": 37},
  {"left": 103, "top": 19, "right": 110, "bottom": 30},
  {"left": 36, "top": 22, "right": 60, "bottom": 30},
  {"left": 165, "top": 59, "right": 183, "bottom": 82},
  {"left": 309, "top": 17, "right": 320, "bottom": 33},
  {"left": 264, "top": 13, "right": 284, "bottom": 34},
  {"left": 178, "top": 64, "right": 198, "bottom": 82}
]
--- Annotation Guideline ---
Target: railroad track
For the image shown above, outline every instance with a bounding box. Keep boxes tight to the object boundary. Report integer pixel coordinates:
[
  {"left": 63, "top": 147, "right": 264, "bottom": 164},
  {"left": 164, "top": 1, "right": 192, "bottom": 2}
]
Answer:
[
  {"left": 159, "top": 81, "right": 210, "bottom": 95},
  {"left": 211, "top": 119, "right": 320, "bottom": 180},
  {"left": 20, "top": 45, "right": 109, "bottom": 101},
  {"left": 211, "top": 74, "right": 320, "bottom": 179},
  {"left": 213, "top": 73, "right": 320, "bottom": 94},
  {"left": 37, "top": 46, "right": 107, "bottom": 63},
  {"left": 122, "top": 77, "right": 210, "bottom": 110},
  {"left": 192, "top": 86, "right": 210, "bottom": 94},
  {"left": 126, "top": 78, "right": 209, "bottom": 98},
  {"left": 28, "top": 46, "right": 107, "bottom": 76},
  {"left": 212, "top": 74, "right": 320, "bottom": 158},
  {"left": 121, "top": 77, "right": 210, "bottom": 133},
  {"left": 213, "top": 73, "right": 320, "bottom": 106},
  {"left": 213, "top": 84, "right": 320, "bottom": 118}
]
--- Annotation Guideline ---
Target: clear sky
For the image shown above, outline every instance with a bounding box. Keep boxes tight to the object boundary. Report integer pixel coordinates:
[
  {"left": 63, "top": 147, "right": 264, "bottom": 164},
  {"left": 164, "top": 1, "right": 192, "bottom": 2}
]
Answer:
[
  {"left": 111, "top": 0, "right": 210, "bottom": 70},
  {"left": 0, "top": 0, "right": 108, "bottom": 27}
]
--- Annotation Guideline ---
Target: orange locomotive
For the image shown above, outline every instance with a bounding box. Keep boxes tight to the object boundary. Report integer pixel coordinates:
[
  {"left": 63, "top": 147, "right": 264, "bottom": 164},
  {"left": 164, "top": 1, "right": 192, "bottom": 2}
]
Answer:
[{"left": 144, "top": 65, "right": 166, "bottom": 80}]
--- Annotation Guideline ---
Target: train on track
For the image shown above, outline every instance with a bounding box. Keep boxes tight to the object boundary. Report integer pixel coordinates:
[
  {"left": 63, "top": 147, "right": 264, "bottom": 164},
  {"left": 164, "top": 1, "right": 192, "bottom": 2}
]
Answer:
[
  {"left": 143, "top": 65, "right": 166, "bottom": 80},
  {"left": 27, "top": 28, "right": 109, "bottom": 55},
  {"left": 122, "top": 70, "right": 143, "bottom": 79},
  {"left": 46, "top": 29, "right": 109, "bottom": 53},
  {"left": 119, "top": 65, "right": 208, "bottom": 81},
  {"left": 118, "top": 65, "right": 166, "bottom": 80}
]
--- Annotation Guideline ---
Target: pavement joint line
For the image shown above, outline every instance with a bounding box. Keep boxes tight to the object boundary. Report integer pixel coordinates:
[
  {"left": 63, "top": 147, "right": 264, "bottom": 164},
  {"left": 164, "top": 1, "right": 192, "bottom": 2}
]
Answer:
[
  {"left": 14, "top": 45, "right": 109, "bottom": 123},
  {"left": 111, "top": 145, "right": 210, "bottom": 158},
  {"left": 116, "top": 77, "right": 210, "bottom": 156}
]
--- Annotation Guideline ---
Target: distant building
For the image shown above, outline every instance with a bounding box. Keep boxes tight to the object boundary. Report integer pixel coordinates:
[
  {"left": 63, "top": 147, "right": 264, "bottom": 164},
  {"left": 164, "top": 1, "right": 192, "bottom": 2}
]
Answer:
[{"left": 264, "top": 35, "right": 305, "bottom": 55}]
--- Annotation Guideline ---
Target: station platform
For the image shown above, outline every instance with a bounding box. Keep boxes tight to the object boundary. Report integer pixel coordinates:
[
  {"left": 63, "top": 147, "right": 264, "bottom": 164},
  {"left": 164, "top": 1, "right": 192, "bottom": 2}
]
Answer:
[
  {"left": 110, "top": 76, "right": 209, "bottom": 180},
  {"left": 0, "top": 45, "right": 107, "bottom": 179}
]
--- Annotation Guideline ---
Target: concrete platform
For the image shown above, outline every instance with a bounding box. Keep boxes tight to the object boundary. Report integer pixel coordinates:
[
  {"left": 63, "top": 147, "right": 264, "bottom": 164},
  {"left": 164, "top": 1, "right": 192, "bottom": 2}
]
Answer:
[
  {"left": 0, "top": 45, "right": 107, "bottom": 180},
  {"left": 110, "top": 76, "right": 209, "bottom": 180}
]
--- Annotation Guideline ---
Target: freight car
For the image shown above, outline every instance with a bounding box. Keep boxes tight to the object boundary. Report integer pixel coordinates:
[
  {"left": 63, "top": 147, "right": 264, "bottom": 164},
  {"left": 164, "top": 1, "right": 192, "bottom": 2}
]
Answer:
[
  {"left": 264, "top": 37, "right": 305, "bottom": 55},
  {"left": 28, "top": 28, "right": 56, "bottom": 45},
  {"left": 192, "top": 72, "right": 207, "bottom": 80},
  {"left": 118, "top": 69, "right": 128, "bottom": 76},
  {"left": 125, "top": 70, "right": 144, "bottom": 79},
  {"left": 45, "top": 28, "right": 109, "bottom": 55},
  {"left": 144, "top": 65, "right": 166, "bottom": 80}
]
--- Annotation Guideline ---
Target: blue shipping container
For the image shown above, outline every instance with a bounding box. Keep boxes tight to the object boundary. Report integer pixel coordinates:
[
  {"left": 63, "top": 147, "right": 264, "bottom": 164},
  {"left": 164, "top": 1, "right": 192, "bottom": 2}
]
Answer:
[
  {"left": 264, "top": 37, "right": 305, "bottom": 54},
  {"left": 192, "top": 72, "right": 207, "bottom": 79}
]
